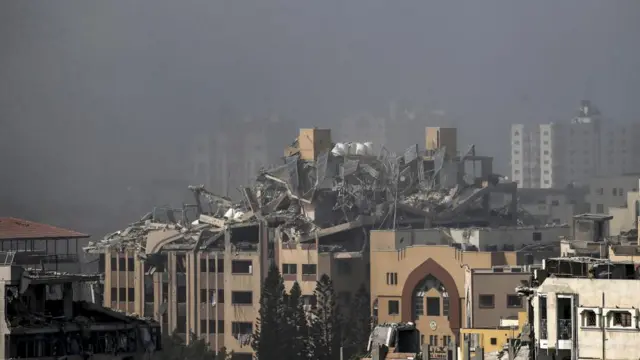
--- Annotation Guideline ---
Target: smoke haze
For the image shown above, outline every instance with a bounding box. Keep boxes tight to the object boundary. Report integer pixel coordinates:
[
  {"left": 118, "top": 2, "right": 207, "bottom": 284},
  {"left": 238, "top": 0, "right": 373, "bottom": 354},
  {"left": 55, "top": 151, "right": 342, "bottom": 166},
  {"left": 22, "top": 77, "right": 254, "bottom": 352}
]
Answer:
[{"left": 1, "top": 0, "right": 640, "bottom": 237}]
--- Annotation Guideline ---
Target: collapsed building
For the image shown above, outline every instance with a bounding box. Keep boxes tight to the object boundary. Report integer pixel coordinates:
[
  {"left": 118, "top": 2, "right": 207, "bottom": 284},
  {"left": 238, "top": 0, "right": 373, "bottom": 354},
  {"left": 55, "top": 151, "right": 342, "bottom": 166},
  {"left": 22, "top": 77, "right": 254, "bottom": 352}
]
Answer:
[
  {"left": 84, "top": 127, "right": 564, "bottom": 358},
  {"left": 0, "top": 253, "right": 161, "bottom": 359}
]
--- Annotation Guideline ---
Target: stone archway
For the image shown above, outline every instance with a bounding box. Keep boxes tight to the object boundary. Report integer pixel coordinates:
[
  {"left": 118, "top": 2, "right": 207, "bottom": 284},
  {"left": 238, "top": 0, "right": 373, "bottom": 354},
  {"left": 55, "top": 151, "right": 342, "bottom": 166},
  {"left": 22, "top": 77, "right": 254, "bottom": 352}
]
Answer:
[{"left": 401, "top": 258, "right": 461, "bottom": 342}]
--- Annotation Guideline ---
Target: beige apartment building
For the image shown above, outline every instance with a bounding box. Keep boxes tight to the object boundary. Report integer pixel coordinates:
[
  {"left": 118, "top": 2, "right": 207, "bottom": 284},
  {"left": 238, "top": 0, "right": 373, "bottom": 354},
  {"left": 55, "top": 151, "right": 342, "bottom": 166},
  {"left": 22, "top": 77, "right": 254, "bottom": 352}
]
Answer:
[{"left": 98, "top": 215, "right": 370, "bottom": 359}]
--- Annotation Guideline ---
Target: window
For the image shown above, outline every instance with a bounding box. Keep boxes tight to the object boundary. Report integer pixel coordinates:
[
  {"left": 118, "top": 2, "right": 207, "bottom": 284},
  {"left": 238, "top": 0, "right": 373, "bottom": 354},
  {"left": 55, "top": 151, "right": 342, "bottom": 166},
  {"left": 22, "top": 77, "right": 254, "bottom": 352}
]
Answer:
[
  {"left": 543, "top": 160, "right": 549, "bottom": 165},
  {"left": 175, "top": 254, "right": 186, "bottom": 273},
  {"left": 479, "top": 295, "right": 494, "bottom": 308},
  {"left": 302, "top": 264, "right": 317, "bottom": 275},
  {"left": 427, "top": 297, "right": 440, "bottom": 316},
  {"left": 231, "top": 322, "right": 253, "bottom": 335},
  {"left": 596, "top": 204, "right": 604, "bottom": 213},
  {"left": 543, "top": 150, "right": 549, "bottom": 155},
  {"left": 111, "top": 256, "right": 117, "bottom": 271},
  {"left": 514, "top": 170, "right": 520, "bottom": 174},
  {"left": 201, "top": 258, "right": 224, "bottom": 272},
  {"left": 619, "top": 188, "right": 624, "bottom": 196},
  {"left": 118, "top": 258, "right": 126, "bottom": 271},
  {"left": 386, "top": 272, "right": 398, "bottom": 285},
  {"left": 613, "top": 188, "right": 618, "bottom": 196},
  {"left": 543, "top": 141, "right": 549, "bottom": 145},
  {"left": 513, "top": 140, "right": 520, "bottom": 145},
  {"left": 232, "top": 260, "right": 252, "bottom": 274},
  {"left": 119, "top": 288, "right": 126, "bottom": 300},
  {"left": 532, "top": 232, "right": 542, "bottom": 241},
  {"left": 337, "top": 260, "right": 352, "bottom": 275},
  {"left": 544, "top": 180, "right": 550, "bottom": 185},
  {"left": 111, "top": 287, "right": 117, "bottom": 301},
  {"left": 127, "top": 258, "right": 135, "bottom": 271},
  {"left": 544, "top": 170, "right": 550, "bottom": 175},
  {"left": 388, "top": 300, "right": 400, "bottom": 315},
  {"left": 162, "top": 284, "right": 169, "bottom": 303},
  {"left": 596, "top": 188, "right": 604, "bottom": 195},
  {"left": 200, "top": 289, "right": 223, "bottom": 304},
  {"left": 514, "top": 150, "right": 520, "bottom": 155},
  {"left": 609, "top": 310, "right": 633, "bottom": 328},
  {"left": 232, "top": 291, "right": 253, "bottom": 305},
  {"left": 429, "top": 335, "right": 438, "bottom": 346},
  {"left": 443, "top": 336, "right": 451, "bottom": 346},
  {"left": 490, "top": 338, "right": 497, "bottom": 345},
  {"left": 128, "top": 288, "right": 135, "bottom": 302},
  {"left": 176, "top": 316, "right": 187, "bottom": 333},
  {"left": 513, "top": 131, "right": 520, "bottom": 136},
  {"left": 414, "top": 292, "right": 424, "bottom": 316},
  {"left": 282, "top": 263, "right": 297, "bottom": 275},
  {"left": 506, "top": 295, "right": 521, "bottom": 308},
  {"left": 177, "top": 286, "right": 187, "bottom": 303},
  {"left": 543, "top": 131, "right": 549, "bottom": 136},
  {"left": 582, "top": 309, "right": 597, "bottom": 327},
  {"left": 443, "top": 296, "right": 449, "bottom": 317},
  {"left": 514, "top": 160, "right": 519, "bottom": 164}
]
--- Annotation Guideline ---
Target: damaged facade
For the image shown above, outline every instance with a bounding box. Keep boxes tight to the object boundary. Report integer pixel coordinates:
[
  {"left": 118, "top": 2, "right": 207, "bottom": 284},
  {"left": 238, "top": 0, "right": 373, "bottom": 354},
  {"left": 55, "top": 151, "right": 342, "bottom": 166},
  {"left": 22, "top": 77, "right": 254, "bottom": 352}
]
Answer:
[
  {"left": 0, "top": 251, "right": 161, "bottom": 359},
  {"left": 86, "top": 127, "right": 571, "bottom": 357}
]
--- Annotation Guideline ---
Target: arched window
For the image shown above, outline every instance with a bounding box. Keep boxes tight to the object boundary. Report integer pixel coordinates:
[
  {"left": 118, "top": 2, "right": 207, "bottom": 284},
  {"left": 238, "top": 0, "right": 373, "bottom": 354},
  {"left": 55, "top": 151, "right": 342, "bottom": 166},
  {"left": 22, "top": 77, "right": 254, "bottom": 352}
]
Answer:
[{"left": 412, "top": 275, "right": 449, "bottom": 319}]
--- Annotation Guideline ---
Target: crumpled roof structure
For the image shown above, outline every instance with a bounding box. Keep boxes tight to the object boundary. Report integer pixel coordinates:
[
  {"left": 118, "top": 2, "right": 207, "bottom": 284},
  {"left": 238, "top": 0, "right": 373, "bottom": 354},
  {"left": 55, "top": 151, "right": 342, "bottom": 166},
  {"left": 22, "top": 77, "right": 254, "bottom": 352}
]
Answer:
[{"left": 84, "top": 141, "right": 520, "bottom": 258}]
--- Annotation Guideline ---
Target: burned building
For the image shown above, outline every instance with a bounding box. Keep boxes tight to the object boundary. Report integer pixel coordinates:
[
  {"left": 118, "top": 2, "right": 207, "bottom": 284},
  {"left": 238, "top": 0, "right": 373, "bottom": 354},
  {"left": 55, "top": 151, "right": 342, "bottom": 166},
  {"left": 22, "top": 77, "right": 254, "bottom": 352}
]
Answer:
[
  {"left": 0, "top": 253, "right": 160, "bottom": 359},
  {"left": 85, "top": 127, "right": 561, "bottom": 357}
]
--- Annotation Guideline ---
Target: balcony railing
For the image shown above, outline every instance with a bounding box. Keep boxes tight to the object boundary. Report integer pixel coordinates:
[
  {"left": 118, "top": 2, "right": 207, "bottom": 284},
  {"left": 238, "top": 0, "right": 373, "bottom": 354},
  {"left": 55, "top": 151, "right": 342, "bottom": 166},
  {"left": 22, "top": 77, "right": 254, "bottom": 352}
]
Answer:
[
  {"left": 558, "top": 319, "right": 572, "bottom": 340},
  {"left": 540, "top": 319, "right": 548, "bottom": 340}
]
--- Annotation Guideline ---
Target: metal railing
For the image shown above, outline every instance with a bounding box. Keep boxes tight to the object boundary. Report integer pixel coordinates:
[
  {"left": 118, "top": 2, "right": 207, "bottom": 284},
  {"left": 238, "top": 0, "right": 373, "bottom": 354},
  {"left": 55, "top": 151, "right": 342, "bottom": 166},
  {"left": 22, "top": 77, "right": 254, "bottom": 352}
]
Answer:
[{"left": 558, "top": 319, "right": 572, "bottom": 340}]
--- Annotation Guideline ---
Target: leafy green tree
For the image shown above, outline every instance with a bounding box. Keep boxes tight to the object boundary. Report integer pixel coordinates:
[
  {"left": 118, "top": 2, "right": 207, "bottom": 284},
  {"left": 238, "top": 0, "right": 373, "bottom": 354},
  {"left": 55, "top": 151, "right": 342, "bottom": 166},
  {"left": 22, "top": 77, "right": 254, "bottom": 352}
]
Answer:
[
  {"left": 342, "top": 284, "right": 372, "bottom": 359},
  {"left": 284, "top": 281, "right": 312, "bottom": 360},
  {"left": 252, "top": 264, "right": 287, "bottom": 359},
  {"left": 310, "top": 274, "right": 341, "bottom": 360}
]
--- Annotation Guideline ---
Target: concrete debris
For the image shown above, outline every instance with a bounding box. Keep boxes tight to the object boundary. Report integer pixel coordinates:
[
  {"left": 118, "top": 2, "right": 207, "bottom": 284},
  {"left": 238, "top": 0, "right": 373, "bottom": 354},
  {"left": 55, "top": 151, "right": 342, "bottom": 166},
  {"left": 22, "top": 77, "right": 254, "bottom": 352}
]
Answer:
[{"left": 84, "top": 140, "right": 522, "bottom": 256}]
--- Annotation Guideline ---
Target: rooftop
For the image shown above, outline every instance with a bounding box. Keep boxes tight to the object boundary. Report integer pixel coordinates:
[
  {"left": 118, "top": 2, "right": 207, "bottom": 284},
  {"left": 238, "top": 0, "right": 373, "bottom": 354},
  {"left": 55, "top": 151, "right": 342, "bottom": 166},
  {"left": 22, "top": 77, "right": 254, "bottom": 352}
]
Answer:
[
  {"left": 573, "top": 213, "right": 613, "bottom": 222},
  {"left": 0, "top": 217, "right": 89, "bottom": 240}
]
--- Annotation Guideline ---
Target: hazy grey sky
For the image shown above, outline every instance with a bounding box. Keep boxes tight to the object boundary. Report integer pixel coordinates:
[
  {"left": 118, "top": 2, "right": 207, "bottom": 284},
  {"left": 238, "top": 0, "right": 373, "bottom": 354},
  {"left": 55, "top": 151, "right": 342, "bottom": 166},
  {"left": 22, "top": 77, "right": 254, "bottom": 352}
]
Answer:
[{"left": 1, "top": 0, "right": 639, "bottom": 232}]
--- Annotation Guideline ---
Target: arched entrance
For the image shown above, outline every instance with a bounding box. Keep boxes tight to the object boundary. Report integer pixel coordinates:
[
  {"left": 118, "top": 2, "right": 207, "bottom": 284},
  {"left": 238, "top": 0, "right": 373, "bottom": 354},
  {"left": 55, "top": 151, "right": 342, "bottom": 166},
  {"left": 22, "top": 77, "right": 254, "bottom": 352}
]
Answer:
[{"left": 401, "top": 258, "right": 461, "bottom": 342}]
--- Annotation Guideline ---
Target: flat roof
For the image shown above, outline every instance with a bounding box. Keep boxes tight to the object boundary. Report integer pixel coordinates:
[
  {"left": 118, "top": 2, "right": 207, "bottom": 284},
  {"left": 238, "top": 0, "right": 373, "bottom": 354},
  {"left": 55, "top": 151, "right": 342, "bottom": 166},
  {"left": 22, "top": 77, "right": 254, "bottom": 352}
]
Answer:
[
  {"left": 0, "top": 217, "right": 89, "bottom": 240},
  {"left": 573, "top": 213, "right": 613, "bottom": 221}
]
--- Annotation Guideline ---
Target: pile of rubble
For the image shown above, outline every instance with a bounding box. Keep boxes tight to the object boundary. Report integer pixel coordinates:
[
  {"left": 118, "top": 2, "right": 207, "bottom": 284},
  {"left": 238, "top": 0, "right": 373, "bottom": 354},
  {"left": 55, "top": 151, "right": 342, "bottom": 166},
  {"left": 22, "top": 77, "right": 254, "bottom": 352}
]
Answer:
[{"left": 85, "top": 140, "right": 519, "bottom": 256}]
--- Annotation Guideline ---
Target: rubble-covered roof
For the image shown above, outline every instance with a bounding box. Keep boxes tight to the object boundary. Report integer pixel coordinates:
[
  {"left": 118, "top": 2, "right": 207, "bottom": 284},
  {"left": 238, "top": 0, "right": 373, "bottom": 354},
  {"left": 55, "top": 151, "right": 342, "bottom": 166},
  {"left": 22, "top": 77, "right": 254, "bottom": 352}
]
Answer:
[
  {"left": 85, "top": 141, "right": 525, "bottom": 256},
  {"left": 0, "top": 217, "right": 89, "bottom": 240}
]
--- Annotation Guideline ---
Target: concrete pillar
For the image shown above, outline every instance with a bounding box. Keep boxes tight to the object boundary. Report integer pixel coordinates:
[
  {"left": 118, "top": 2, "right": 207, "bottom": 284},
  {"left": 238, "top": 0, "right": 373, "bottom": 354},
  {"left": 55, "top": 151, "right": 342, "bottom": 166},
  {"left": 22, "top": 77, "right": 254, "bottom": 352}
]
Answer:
[{"left": 63, "top": 282, "right": 73, "bottom": 318}]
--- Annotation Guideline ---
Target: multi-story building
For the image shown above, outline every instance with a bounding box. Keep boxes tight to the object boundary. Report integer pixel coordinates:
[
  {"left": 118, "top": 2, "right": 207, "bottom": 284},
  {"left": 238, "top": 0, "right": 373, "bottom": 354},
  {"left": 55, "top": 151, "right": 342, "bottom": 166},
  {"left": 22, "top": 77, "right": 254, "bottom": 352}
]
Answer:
[
  {"left": 0, "top": 217, "right": 89, "bottom": 289},
  {"left": 511, "top": 124, "right": 541, "bottom": 188},
  {"left": 461, "top": 267, "right": 532, "bottom": 355},
  {"left": 368, "top": 226, "right": 566, "bottom": 349},
  {"left": 491, "top": 188, "right": 589, "bottom": 225},
  {"left": 511, "top": 100, "right": 640, "bottom": 189},
  {"left": 525, "top": 257, "right": 640, "bottom": 360},
  {"left": 0, "top": 219, "right": 161, "bottom": 359},
  {"left": 586, "top": 175, "right": 639, "bottom": 214}
]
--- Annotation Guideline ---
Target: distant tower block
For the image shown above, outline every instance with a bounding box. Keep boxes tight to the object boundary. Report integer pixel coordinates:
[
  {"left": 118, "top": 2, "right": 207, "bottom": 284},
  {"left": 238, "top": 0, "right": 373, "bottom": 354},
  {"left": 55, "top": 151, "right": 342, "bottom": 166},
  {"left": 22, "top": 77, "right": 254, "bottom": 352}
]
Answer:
[
  {"left": 426, "top": 127, "right": 457, "bottom": 159},
  {"left": 298, "top": 128, "right": 332, "bottom": 160}
]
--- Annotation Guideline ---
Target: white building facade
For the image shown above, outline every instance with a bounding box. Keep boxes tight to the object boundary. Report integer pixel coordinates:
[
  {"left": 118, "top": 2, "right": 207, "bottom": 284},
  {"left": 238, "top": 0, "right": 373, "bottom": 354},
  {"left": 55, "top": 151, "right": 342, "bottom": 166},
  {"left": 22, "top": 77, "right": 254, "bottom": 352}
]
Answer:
[
  {"left": 511, "top": 101, "right": 640, "bottom": 189},
  {"left": 533, "top": 277, "right": 640, "bottom": 360}
]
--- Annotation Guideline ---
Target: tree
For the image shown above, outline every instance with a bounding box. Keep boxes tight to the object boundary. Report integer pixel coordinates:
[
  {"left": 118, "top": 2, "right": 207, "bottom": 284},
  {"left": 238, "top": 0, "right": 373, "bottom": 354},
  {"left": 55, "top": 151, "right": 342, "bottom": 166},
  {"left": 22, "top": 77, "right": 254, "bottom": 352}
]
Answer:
[
  {"left": 284, "top": 281, "right": 312, "bottom": 360},
  {"left": 310, "top": 274, "right": 341, "bottom": 360},
  {"left": 252, "top": 264, "right": 287, "bottom": 359},
  {"left": 342, "top": 284, "right": 372, "bottom": 359}
]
